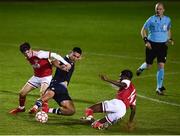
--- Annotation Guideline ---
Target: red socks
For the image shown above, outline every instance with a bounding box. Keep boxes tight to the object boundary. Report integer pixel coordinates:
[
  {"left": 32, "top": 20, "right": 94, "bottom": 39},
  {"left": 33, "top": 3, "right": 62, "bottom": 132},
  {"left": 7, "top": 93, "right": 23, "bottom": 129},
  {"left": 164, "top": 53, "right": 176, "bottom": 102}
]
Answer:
[
  {"left": 19, "top": 96, "right": 26, "bottom": 107},
  {"left": 85, "top": 108, "right": 94, "bottom": 117}
]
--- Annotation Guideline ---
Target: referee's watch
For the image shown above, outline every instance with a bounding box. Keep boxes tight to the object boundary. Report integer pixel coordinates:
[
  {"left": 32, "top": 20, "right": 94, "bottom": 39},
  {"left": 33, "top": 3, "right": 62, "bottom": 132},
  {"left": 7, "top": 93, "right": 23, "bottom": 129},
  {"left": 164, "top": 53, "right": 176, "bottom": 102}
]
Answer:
[{"left": 143, "top": 37, "right": 148, "bottom": 44}]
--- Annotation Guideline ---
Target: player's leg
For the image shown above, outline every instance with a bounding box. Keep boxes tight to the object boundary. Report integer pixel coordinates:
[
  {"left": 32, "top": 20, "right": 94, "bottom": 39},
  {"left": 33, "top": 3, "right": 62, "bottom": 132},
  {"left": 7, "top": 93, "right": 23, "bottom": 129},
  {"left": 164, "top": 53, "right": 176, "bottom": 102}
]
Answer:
[
  {"left": 39, "top": 76, "right": 52, "bottom": 110},
  {"left": 47, "top": 100, "right": 75, "bottom": 115},
  {"left": 39, "top": 82, "right": 50, "bottom": 112},
  {"left": 9, "top": 82, "right": 35, "bottom": 114},
  {"left": 39, "top": 75, "right": 52, "bottom": 96},
  {"left": 60, "top": 100, "right": 76, "bottom": 115},
  {"left": 156, "top": 44, "right": 167, "bottom": 95},
  {"left": 29, "top": 89, "right": 55, "bottom": 114},
  {"left": 136, "top": 43, "right": 155, "bottom": 76},
  {"left": 92, "top": 99, "right": 126, "bottom": 130},
  {"left": 81, "top": 102, "right": 103, "bottom": 122},
  {"left": 46, "top": 83, "right": 76, "bottom": 115},
  {"left": 156, "top": 63, "right": 165, "bottom": 95},
  {"left": 40, "top": 82, "right": 49, "bottom": 96}
]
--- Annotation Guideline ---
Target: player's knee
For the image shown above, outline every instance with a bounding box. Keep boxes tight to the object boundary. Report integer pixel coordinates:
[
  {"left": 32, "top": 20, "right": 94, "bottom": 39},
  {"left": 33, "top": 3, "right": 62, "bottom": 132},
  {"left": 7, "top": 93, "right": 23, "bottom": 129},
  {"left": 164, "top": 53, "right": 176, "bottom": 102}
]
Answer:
[
  {"left": 67, "top": 108, "right": 76, "bottom": 115},
  {"left": 19, "top": 91, "right": 27, "bottom": 97}
]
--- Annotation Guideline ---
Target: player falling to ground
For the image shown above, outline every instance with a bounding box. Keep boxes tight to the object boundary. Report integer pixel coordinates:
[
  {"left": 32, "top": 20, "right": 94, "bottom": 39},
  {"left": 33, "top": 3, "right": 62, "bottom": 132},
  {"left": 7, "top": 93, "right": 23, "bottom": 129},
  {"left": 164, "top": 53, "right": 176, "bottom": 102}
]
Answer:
[
  {"left": 9, "top": 42, "right": 71, "bottom": 114},
  {"left": 81, "top": 69, "right": 136, "bottom": 130},
  {"left": 136, "top": 2, "right": 174, "bottom": 95},
  {"left": 29, "top": 47, "right": 82, "bottom": 116}
]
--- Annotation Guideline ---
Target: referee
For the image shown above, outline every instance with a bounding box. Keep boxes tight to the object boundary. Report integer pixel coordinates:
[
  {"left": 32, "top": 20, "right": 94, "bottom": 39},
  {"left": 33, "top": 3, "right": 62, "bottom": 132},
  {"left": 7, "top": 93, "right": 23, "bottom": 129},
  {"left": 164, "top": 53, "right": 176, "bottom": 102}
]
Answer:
[{"left": 136, "top": 2, "right": 174, "bottom": 95}]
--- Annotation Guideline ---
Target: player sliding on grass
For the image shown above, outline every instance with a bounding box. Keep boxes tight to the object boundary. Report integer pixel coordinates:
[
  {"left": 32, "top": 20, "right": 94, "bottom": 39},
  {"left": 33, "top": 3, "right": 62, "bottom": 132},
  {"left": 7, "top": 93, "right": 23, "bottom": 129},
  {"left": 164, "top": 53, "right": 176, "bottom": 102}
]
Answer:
[
  {"left": 29, "top": 47, "right": 82, "bottom": 116},
  {"left": 81, "top": 70, "right": 136, "bottom": 130},
  {"left": 9, "top": 42, "right": 71, "bottom": 114}
]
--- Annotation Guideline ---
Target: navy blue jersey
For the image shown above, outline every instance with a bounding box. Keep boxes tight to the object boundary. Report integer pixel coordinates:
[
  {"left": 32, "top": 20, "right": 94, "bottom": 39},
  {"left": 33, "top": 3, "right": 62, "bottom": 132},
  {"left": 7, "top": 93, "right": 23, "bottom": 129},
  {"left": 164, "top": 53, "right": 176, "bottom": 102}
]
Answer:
[{"left": 52, "top": 55, "right": 74, "bottom": 85}]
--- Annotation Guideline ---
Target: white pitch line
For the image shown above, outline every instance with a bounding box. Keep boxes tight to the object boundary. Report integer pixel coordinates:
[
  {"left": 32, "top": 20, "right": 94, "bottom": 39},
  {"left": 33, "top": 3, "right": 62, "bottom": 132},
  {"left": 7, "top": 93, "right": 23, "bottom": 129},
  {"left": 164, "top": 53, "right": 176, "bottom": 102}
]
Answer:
[
  {"left": 110, "top": 71, "right": 180, "bottom": 108},
  {"left": 1, "top": 42, "right": 180, "bottom": 107},
  {"left": 1, "top": 42, "right": 180, "bottom": 64},
  {"left": 134, "top": 72, "right": 180, "bottom": 79},
  {"left": 86, "top": 52, "right": 180, "bottom": 64},
  {"left": 87, "top": 52, "right": 143, "bottom": 60},
  {"left": 137, "top": 94, "right": 180, "bottom": 107}
]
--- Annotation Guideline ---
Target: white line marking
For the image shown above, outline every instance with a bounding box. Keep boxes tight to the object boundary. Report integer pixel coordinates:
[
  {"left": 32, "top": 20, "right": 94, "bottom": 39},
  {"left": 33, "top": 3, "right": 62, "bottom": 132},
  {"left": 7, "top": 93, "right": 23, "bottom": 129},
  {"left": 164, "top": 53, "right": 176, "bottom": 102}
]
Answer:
[
  {"left": 87, "top": 52, "right": 143, "bottom": 60},
  {"left": 1, "top": 42, "right": 180, "bottom": 107},
  {"left": 134, "top": 72, "right": 180, "bottom": 79},
  {"left": 110, "top": 72, "right": 180, "bottom": 108},
  {"left": 137, "top": 94, "right": 180, "bottom": 107},
  {"left": 0, "top": 42, "right": 180, "bottom": 64},
  {"left": 87, "top": 52, "right": 180, "bottom": 64}
]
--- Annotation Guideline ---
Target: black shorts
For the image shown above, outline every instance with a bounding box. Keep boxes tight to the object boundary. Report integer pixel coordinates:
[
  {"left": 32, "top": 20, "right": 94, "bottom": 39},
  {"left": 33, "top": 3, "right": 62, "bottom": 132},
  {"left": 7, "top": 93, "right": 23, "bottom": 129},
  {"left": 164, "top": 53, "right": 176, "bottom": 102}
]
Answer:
[
  {"left": 48, "top": 80, "right": 72, "bottom": 104},
  {"left": 146, "top": 41, "right": 168, "bottom": 64}
]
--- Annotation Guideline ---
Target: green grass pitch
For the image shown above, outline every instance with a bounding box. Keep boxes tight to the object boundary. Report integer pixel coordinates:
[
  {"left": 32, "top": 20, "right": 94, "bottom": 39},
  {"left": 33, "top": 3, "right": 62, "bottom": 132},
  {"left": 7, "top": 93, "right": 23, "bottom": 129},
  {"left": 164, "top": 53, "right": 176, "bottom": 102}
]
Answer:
[{"left": 0, "top": 1, "right": 180, "bottom": 135}]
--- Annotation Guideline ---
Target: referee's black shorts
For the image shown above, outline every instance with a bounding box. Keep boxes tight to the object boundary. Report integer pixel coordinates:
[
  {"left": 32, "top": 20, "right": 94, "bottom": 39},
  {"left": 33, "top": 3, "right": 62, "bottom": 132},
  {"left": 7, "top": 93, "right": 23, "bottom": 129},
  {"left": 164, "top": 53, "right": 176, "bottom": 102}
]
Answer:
[
  {"left": 146, "top": 41, "right": 168, "bottom": 64},
  {"left": 47, "top": 80, "right": 72, "bottom": 105}
]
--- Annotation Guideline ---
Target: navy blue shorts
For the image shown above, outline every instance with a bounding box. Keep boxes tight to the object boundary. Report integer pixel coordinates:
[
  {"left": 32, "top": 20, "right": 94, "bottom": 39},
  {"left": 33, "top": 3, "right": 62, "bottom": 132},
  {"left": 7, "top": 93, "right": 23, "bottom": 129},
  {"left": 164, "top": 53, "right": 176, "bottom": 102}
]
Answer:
[
  {"left": 48, "top": 80, "right": 72, "bottom": 105},
  {"left": 146, "top": 41, "right": 168, "bottom": 64}
]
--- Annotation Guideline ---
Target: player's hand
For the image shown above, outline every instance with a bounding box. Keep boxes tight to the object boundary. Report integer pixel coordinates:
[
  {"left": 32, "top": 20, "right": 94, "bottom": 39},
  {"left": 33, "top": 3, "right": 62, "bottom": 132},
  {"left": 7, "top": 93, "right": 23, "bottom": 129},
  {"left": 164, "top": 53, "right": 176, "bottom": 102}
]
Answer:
[
  {"left": 126, "top": 121, "right": 135, "bottom": 131},
  {"left": 145, "top": 42, "right": 152, "bottom": 50},
  {"left": 65, "top": 63, "right": 71, "bottom": 71},
  {"left": 59, "top": 64, "right": 70, "bottom": 72},
  {"left": 99, "top": 74, "right": 108, "bottom": 81},
  {"left": 168, "top": 39, "right": 174, "bottom": 45}
]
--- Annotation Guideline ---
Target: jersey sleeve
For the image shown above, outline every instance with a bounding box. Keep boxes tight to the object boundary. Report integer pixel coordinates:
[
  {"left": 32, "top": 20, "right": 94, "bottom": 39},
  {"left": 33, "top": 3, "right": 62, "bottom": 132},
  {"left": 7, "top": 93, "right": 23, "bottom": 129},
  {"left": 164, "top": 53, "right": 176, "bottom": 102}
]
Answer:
[
  {"left": 131, "top": 99, "right": 136, "bottom": 106},
  {"left": 129, "top": 89, "right": 136, "bottom": 106},
  {"left": 37, "top": 50, "right": 50, "bottom": 59},
  {"left": 167, "top": 17, "right": 171, "bottom": 30},
  {"left": 121, "top": 79, "right": 131, "bottom": 89},
  {"left": 143, "top": 17, "right": 151, "bottom": 30},
  {"left": 50, "top": 53, "right": 68, "bottom": 65}
]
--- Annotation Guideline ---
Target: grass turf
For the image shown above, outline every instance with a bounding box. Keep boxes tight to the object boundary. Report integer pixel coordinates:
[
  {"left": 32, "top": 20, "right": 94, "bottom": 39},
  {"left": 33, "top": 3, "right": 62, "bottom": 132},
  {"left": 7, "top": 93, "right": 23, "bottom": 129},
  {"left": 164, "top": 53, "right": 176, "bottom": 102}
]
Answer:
[{"left": 0, "top": 1, "right": 180, "bottom": 135}]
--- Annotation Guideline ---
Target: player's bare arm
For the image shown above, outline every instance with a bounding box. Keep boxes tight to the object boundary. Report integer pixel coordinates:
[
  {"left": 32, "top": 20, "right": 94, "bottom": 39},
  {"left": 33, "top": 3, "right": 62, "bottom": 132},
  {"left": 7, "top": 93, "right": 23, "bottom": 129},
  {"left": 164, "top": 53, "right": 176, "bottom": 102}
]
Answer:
[
  {"left": 51, "top": 60, "right": 70, "bottom": 72},
  {"left": 141, "top": 27, "right": 152, "bottom": 49},
  {"left": 129, "top": 105, "right": 136, "bottom": 123},
  {"left": 99, "top": 74, "right": 127, "bottom": 88},
  {"left": 168, "top": 29, "right": 174, "bottom": 45},
  {"left": 127, "top": 105, "right": 136, "bottom": 130},
  {"left": 50, "top": 52, "right": 71, "bottom": 70}
]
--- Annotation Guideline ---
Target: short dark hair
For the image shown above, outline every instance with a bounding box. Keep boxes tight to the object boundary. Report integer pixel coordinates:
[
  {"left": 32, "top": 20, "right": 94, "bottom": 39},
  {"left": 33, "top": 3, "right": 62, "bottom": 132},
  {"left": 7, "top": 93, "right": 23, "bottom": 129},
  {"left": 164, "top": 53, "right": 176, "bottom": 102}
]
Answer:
[
  {"left": 20, "top": 42, "right": 31, "bottom": 53},
  {"left": 121, "top": 69, "right": 133, "bottom": 80},
  {"left": 73, "top": 47, "right": 82, "bottom": 55}
]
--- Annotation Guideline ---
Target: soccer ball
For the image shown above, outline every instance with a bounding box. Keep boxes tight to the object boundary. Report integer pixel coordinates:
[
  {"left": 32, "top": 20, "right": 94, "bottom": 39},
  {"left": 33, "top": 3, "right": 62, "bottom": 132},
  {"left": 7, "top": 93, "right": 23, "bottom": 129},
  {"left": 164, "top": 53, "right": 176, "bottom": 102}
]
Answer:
[{"left": 35, "top": 111, "right": 48, "bottom": 123}]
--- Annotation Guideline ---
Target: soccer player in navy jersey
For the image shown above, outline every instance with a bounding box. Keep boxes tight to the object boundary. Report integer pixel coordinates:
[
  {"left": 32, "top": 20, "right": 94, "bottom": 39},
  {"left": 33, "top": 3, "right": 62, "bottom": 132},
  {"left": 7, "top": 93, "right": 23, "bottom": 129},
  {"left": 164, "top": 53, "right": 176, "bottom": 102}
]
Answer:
[
  {"left": 9, "top": 42, "right": 71, "bottom": 114},
  {"left": 29, "top": 47, "right": 82, "bottom": 116},
  {"left": 136, "top": 2, "right": 174, "bottom": 95}
]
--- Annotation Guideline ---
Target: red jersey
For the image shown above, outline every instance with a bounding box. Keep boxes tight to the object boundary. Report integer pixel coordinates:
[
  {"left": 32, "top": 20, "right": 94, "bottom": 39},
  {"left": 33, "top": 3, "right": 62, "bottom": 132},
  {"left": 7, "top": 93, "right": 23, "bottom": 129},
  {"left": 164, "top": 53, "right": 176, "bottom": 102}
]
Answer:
[
  {"left": 27, "top": 50, "right": 52, "bottom": 77},
  {"left": 116, "top": 80, "right": 136, "bottom": 109}
]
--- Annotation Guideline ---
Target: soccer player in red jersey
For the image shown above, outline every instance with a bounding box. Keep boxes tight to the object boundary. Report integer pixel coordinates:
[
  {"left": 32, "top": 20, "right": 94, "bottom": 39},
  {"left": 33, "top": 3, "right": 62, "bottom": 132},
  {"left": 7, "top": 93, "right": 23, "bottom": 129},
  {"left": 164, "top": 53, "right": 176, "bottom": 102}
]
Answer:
[
  {"left": 81, "top": 70, "right": 136, "bottom": 130},
  {"left": 29, "top": 47, "right": 82, "bottom": 116},
  {"left": 9, "top": 42, "right": 71, "bottom": 114}
]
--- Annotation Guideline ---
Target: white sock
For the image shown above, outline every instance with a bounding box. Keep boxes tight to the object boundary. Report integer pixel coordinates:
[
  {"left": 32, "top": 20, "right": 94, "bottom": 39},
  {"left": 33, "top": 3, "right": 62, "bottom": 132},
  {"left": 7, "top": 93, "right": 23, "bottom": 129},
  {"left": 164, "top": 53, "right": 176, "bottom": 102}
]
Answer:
[
  {"left": 48, "top": 108, "right": 53, "bottom": 113},
  {"left": 139, "top": 62, "right": 147, "bottom": 70},
  {"left": 18, "top": 106, "right": 25, "bottom": 109}
]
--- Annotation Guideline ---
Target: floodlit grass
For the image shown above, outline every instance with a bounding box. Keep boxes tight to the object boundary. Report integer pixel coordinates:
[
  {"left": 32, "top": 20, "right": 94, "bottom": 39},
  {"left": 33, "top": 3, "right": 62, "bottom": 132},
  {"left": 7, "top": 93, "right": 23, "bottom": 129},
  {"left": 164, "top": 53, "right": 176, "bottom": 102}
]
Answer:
[{"left": 0, "top": 1, "right": 180, "bottom": 135}]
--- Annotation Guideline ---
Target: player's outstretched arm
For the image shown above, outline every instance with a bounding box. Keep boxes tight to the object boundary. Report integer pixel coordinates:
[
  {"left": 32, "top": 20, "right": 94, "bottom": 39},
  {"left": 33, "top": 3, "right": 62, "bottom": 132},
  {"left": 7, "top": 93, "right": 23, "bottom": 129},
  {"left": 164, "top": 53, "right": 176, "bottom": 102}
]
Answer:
[
  {"left": 129, "top": 105, "right": 136, "bottom": 123},
  {"left": 126, "top": 105, "right": 136, "bottom": 131},
  {"left": 49, "top": 52, "right": 70, "bottom": 69},
  {"left": 99, "top": 74, "right": 126, "bottom": 88}
]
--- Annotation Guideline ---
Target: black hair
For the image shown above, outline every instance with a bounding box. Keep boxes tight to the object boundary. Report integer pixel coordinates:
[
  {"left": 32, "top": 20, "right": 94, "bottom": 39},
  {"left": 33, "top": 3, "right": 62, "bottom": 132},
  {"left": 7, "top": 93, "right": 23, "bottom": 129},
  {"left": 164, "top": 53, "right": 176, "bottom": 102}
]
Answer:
[
  {"left": 20, "top": 42, "right": 31, "bottom": 53},
  {"left": 121, "top": 69, "right": 133, "bottom": 80},
  {"left": 73, "top": 47, "right": 82, "bottom": 55}
]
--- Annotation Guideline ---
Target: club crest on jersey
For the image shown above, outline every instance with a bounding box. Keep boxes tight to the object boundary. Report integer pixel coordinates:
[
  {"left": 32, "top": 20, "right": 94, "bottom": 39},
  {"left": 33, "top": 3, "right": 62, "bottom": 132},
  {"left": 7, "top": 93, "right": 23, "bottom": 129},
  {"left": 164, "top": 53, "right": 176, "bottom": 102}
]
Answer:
[{"left": 32, "top": 59, "right": 40, "bottom": 68}]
